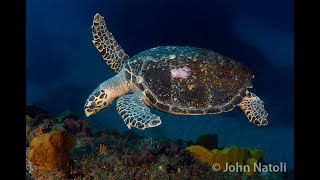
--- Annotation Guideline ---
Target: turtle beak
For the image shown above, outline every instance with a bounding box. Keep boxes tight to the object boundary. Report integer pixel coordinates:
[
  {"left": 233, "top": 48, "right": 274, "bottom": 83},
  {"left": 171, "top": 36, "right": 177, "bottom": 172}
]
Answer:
[{"left": 84, "top": 108, "right": 96, "bottom": 117}]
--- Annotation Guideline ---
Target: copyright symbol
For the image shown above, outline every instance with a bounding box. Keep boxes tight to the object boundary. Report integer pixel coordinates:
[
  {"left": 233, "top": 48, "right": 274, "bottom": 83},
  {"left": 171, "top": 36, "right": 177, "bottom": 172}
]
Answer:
[{"left": 212, "top": 163, "right": 220, "bottom": 172}]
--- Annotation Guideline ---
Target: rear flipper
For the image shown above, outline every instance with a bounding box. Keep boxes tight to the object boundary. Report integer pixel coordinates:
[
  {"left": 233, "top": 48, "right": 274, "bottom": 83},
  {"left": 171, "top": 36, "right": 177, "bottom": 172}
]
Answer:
[
  {"left": 238, "top": 91, "right": 268, "bottom": 126},
  {"left": 116, "top": 93, "right": 162, "bottom": 130}
]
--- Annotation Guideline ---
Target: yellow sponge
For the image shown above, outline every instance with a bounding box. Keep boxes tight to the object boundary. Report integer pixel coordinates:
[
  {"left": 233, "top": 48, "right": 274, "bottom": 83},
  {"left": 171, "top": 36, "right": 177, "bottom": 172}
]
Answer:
[
  {"left": 243, "top": 158, "right": 258, "bottom": 176},
  {"left": 185, "top": 145, "right": 214, "bottom": 167}
]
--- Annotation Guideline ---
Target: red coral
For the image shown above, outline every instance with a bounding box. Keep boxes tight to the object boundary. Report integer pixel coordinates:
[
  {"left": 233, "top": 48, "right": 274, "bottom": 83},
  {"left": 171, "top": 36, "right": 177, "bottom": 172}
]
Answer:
[
  {"left": 35, "top": 126, "right": 44, "bottom": 136},
  {"left": 78, "top": 120, "right": 93, "bottom": 137},
  {"left": 63, "top": 118, "right": 80, "bottom": 134},
  {"left": 63, "top": 119, "right": 93, "bottom": 137}
]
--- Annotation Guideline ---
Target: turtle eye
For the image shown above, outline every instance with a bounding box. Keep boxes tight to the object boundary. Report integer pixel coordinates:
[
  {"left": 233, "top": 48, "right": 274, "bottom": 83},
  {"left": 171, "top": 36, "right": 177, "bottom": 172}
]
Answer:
[{"left": 88, "top": 102, "right": 96, "bottom": 109}]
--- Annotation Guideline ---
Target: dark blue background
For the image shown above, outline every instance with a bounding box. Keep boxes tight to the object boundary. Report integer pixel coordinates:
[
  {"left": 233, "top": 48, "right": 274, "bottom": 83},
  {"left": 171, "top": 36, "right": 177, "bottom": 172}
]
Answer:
[{"left": 27, "top": 0, "right": 294, "bottom": 175}]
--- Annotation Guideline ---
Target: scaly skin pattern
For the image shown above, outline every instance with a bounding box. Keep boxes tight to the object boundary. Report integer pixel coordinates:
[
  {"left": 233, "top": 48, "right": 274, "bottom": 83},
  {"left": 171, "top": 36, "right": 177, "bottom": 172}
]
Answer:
[
  {"left": 84, "top": 69, "right": 130, "bottom": 116},
  {"left": 92, "top": 13, "right": 129, "bottom": 73}
]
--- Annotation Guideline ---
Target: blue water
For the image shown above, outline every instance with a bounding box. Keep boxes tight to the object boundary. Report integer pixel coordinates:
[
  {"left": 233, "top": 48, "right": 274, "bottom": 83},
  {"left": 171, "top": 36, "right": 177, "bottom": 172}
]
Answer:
[{"left": 27, "top": 0, "right": 294, "bottom": 177}]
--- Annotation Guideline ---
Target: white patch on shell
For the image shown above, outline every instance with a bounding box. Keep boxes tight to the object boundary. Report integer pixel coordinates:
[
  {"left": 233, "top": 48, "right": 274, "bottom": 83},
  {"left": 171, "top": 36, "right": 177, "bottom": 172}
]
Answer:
[
  {"left": 169, "top": 55, "right": 176, "bottom": 59},
  {"left": 171, "top": 66, "right": 191, "bottom": 79},
  {"left": 137, "top": 76, "right": 143, "bottom": 83}
]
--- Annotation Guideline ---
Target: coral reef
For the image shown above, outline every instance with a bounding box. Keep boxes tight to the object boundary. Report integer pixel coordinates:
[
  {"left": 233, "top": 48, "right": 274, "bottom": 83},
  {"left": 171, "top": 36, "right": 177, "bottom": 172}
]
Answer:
[
  {"left": 26, "top": 115, "right": 35, "bottom": 146},
  {"left": 244, "top": 157, "right": 258, "bottom": 176},
  {"left": 63, "top": 118, "right": 79, "bottom": 134},
  {"left": 25, "top": 107, "right": 287, "bottom": 179},
  {"left": 248, "top": 147, "right": 263, "bottom": 160},
  {"left": 225, "top": 145, "right": 249, "bottom": 166},
  {"left": 31, "top": 113, "right": 57, "bottom": 130},
  {"left": 98, "top": 144, "right": 107, "bottom": 156},
  {"left": 34, "top": 126, "right": 44, "bottom": 136},
  {"left": 63, "top": 118, "right": 93, "bottom": 137},
  {"left": 78, "top": 120, "right": 94, "bottom": 137},
  {"left": 26, "top": 124, "right": 36, "bottom": 146},
  {"left": 258, "top": 171, "right": 288, "bottom": 180},
  {"left": 26, "top": 115, "right": 32, "bottom": 126},
  {"left": 28, "top": 129, "right": 74, "bottom": 178},
  {"left": 185, "top": 145, "right": 215, "bottom": 167},
  {"left": 68, "top": 131, "right": 241, "bottom": 179},
  {"left": 94, "top": 128, "right": 120, "bottom": 137},
  {"left": 57, "top": 110, "right": 79, "bottom": 123}
]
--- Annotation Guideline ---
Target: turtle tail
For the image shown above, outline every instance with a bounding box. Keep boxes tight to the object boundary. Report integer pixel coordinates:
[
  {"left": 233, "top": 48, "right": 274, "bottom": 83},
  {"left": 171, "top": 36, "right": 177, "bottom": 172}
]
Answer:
[{"left": 92, "top": 13, "right": 129, "bottom": 73}]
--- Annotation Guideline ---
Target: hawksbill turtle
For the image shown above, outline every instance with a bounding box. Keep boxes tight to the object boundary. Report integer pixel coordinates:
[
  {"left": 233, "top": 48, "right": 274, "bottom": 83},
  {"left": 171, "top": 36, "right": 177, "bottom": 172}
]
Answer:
[{"left": 84, "top": 13, "right": 268, "bottom": 130}]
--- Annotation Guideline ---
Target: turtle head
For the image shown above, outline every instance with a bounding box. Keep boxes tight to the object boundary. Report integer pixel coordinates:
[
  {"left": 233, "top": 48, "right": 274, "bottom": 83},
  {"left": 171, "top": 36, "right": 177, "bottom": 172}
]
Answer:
[
  {"left": 84, "top": 88, "right": 114, "bottom": 117},
  {"left": 84, "top": 70, "right": 130, "bottom": 117}
]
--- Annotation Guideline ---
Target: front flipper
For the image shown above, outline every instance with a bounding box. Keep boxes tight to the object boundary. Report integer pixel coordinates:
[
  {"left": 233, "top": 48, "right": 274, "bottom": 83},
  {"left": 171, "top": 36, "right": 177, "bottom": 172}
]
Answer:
[
  {"left": 116, "top": 93, "right": 162, "bottom": 130},
  {"left": 238, "top": 91, "right": 268, "bottom": 126},
  {"left": 92, "top": 13, "right": 129, "bottom": 73}
]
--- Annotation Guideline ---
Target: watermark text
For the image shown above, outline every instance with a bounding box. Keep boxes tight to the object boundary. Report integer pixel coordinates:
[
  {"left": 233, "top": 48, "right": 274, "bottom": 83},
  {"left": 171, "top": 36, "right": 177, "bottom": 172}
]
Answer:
[{"left": 211, "top": 162, "right": 287, "bottom": 173}]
